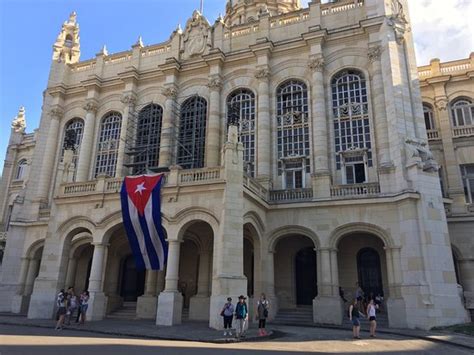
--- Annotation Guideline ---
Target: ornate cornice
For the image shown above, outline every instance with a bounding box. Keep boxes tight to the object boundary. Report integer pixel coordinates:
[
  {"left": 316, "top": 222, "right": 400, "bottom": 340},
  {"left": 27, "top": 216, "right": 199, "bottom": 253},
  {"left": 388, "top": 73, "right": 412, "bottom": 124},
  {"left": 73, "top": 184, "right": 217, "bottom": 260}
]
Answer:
[{"left": 308, "top": 57, "right": 325, "bottom": 72}]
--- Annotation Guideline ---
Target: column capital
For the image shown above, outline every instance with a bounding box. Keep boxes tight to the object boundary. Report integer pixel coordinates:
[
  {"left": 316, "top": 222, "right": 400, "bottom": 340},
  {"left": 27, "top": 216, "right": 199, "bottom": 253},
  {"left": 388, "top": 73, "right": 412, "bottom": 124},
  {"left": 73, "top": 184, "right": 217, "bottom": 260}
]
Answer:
[
  {"left": 308, "top": 57, "right": 325, "bottom": 72},
  {"left": 435, "top": 97, "right": 449, "bottom": 111},
  {"left": 368, "top": 45, "right": 383, "bottom": 63},
  {"left": 83, "top": 99, "right": 99, "bottom": 113},
  {"left": 255, "top": 67, "right": 271, "bottom": 80},
  {"left": 166, "top": 239, "right": 183, "bottom": 245},
  {"left": 317, "top": 247, "right": 337, "bottom": 253},
  {"left": 92, "top": 242, "right": 108, "bottom": 248},
  {"left": 162, "top": 86, "right": 178, "bottom": 99},
  {"left": 49, "top": 106, "right": 64, "bottom": 120},
  {"left": 121, "top": 92, "right": 137, "bottom": 107},
  {"left": 384, "top": 245, "right": 402, "bottom": 251},
  {"left": 207, "top": 75, "right": 222, "bottom": 90}
]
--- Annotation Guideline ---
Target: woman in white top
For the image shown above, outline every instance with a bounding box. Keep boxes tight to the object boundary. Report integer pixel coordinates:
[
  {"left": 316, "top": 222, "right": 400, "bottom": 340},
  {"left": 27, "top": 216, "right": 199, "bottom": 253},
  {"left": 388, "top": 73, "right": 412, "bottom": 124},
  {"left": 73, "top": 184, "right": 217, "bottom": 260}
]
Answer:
[{"left": 366, "top": 299, "right": 378, "bottom": 338}]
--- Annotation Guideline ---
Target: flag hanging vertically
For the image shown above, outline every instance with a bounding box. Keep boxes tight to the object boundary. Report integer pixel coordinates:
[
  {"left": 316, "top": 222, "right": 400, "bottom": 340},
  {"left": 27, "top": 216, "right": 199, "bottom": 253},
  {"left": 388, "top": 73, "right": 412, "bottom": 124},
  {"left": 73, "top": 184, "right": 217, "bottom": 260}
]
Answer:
[{"left": 120, "top": 174, "right": 168, "bottom": 270}]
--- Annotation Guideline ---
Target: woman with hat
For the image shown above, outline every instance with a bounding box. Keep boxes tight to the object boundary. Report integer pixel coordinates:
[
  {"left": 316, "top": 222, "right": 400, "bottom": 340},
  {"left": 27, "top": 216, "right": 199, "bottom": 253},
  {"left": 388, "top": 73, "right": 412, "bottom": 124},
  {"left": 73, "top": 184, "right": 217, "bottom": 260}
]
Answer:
[
  {"left": 235, "top": 295, "right": 248, "bottom": 339},
  {"left": 220, "top": 297, "right": 234, "bottom": 336}
]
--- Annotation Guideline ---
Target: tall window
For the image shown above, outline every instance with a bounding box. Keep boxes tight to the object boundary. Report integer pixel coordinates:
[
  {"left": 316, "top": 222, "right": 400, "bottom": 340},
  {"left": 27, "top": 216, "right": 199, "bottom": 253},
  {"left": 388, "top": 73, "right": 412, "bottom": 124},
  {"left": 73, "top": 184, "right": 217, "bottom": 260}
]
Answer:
[
  {"left": 133, "top": 104, "right": 163, "bottom": 174},
  {"left": 461, "top": 164, "right": 474, "bottom": 204},
  {"left": 177, "top": 96, "right": 207, "bottom": 169},
  {"left": 15, "top": 159, "right": 27, "bottom": 180},
  {"left": 62, "top": 118, "right": 84, "bottom": 171},
  {"left": 451, "top": 99, "right": 474, "bottom": 127},
  {"left": 423, "top": 104, "right": 435, "bottom": 130},
  {"left": 276, "top": 80, "right": 310, "bottom": 189},
  {"left": 332, "top": 69, "right": 372, "bottom": 184},
  {"left": 227, "top": 89, "right": 256, "bottom": 176},
  {"left": 94, "top": 111, "right": 122, "bottom": 178}
]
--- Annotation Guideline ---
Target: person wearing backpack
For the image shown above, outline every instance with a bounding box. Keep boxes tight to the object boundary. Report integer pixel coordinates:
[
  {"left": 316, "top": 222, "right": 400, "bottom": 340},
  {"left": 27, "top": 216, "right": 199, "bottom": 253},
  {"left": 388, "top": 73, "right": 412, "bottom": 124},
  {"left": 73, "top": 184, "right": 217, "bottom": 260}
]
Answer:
[
  {"left": 220, "top": 297, "right": 234, "bottom": 336},
  {"left": 256, "top": 293, "right": 269, "bottom": 336},
  {"left": 235, "top": 295, "right": 248, "bottom": 339},
  {"left": 55, "top": 289, "right": 67, "bottom": 330}
]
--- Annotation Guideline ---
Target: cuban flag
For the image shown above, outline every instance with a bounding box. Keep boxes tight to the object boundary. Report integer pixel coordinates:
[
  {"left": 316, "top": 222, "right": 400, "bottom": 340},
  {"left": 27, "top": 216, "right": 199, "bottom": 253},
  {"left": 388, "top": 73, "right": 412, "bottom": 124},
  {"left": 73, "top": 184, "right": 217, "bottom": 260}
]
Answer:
[{"left": 120, "top": 174, "right": 168, "bottom": 270}]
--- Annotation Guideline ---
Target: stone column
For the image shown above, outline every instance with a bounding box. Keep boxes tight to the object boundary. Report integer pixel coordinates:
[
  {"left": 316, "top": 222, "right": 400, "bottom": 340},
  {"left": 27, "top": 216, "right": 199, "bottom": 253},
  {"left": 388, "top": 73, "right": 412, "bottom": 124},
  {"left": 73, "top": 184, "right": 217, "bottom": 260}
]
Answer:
[
  {"left": 36, "top": 108, "right": 62, "bottom": 201},
  {"left": 76, "top": 101, "right": 98, "bottom": 181},
  {"left": 435, "top": 97, "right": 467, "bottom": 213},
  {"left": 309, "top": 57, "right": 331, "bottom": 198},
  {"left": 206, "top": 75, "right": 222, "bottom": 167},
  {"left": 319, "top": 248, "right": 332, "bottom": 296},
  {"left": 189, "top": 250, "right": 211, "bottom": 320},
  {"left": 116, "top": 93, "right": 136, "bottom": 177},
  {"left": 264, "top": 251, "right": 278, "bottom": 320},
  {"left": 24, "top": 258, "right": 40, "bottom": 296},
  {"left": 159, "top": 86, "right": 178, "bottom": 167},
  {"left": 255, "top": 67, "right": 271, "bottom": 185},
  {"left": 64, "top": 257, "right": 77, "bottom": 289},
  {"left": 156, "top": 239, "right": 183, "bottom": 325},
  {"left": 87, "top": 243, "right": 108, "bottom": 321},
  {"left": 10, "top": 257, "right": 30, "bottom": 313},
  {"left": 156, "top": 270, "right": 166, "bottom": 294},
  {"left": 137, "top": 270, "right": 159, "bottom": 320},
  {"left": 330, "top": 249, "right": 339, "bottom": 297},
  {"left": 385, "top": 246, "right": 407, "bottom": 328}
]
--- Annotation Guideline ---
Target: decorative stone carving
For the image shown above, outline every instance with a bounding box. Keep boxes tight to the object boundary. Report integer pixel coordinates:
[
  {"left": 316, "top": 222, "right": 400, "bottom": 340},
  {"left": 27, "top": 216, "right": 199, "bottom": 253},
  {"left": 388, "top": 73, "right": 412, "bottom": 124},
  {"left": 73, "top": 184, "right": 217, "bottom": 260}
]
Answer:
[
  {"left": 435, "top": 98, "right": 448, "bottom": 111},
  {"left": 11, "top": 106, "right": 26, "bottom": 133},
  {"left": 368, "top": 46, "right": 382, "bottom": 63},
  {"left": 50, "top": 107, "right": 64, "bottom": 120},
  {"left": 207, "top": 76, "right": 222, "bottom": 90},
  {"left": 182, "top": 10, "right": 212, "bottom": 59},
  {"left": 308, "top": 57, "right": 325, "bottom": 72},
  {"left": 405, "top": 138, "right": 439, "bottom": 172},
  {"left": 121, "top": 92, "right": 137, "bottom": 107},
  {"left": 162, "top": 87, "right": 178, "bottom": 99},
  {"left": 387, "top": 0, "right": 410, "bottom": 45},
  {"left": 255, "top": 67, "right": 271, "bottom": 80},
  {"left": 52, "top": 12, "right": 80, "bottom": 64},
  {"left": 83, "top": 100, "right": 98, "bottom": 113}
]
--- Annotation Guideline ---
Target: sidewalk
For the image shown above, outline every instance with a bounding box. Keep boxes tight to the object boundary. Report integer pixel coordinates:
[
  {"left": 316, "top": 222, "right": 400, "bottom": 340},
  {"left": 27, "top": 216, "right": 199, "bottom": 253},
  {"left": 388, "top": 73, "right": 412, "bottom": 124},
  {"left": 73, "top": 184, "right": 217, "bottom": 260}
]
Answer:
[{"left": 0, "top": 313, "right": 473, "bottom": 350}]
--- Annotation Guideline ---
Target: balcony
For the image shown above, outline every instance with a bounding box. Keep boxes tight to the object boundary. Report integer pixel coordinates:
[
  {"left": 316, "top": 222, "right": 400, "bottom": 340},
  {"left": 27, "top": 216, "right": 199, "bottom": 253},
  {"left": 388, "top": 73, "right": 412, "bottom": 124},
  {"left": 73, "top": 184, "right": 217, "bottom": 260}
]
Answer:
[
  {"left": 453, "top": 125, "right": 474, "bottom": 138},
  {"left": 269, "top": 188, "right": 313, "bottom": 203},
  {"left": 426, "top": 130, "right": 440, "bottom": 140},
  {"left": 330, "top": 182, "right": 381, "bottom": 198}
]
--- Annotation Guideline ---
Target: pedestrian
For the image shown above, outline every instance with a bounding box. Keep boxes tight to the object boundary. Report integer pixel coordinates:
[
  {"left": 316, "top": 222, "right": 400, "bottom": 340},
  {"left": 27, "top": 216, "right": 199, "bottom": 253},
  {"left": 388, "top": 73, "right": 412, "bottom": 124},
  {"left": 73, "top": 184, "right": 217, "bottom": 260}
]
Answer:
[
  {"left": 354, "top": 282, "right": 364, "bottom": 312},
  {"left": 375, "top": 293, "right": 384, "bottom": 312},
  {"left": 256, "top": 293, "right": 269, "bottom": 336},
  {"left": 367, "top": 299, "right": 378, "bottom": 338},
  {"left": 339, "top": 287, "right": 348, "bottom": 303},
  {"left": 65, "top": 287, "right": 77, "bottom": 325},
  {"left": 235, "top": 295, "right": 248, "bottom": 339},
  {"left": 221, "top": 297, "right": 234, "bottom": 336},
  {"left": 349, "top": 298, "right": 363, "bottom": 339},
  {"left": 80, "top": 291, "right": 89, "bottom": 324},
  {"left": 75, "top": 291, "right": 83, "bottom": 323},
  {"left": 55, "top": 289, "right": 67, "bottom": 330}
]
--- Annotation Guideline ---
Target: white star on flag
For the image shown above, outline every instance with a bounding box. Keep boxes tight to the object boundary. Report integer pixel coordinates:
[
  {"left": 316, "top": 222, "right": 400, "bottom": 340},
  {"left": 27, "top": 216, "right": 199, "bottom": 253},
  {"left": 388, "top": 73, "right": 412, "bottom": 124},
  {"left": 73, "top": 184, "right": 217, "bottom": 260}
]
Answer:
[{"left": 134, "top": 182, "right": 147, "bottom": 195}]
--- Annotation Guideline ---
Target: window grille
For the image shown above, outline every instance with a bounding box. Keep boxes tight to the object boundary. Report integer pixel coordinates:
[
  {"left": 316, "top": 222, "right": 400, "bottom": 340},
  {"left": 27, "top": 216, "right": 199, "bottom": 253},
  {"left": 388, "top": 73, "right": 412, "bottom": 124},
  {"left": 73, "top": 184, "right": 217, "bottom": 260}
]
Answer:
[
  {"left": 451, "top": 99, "right": 474, "bottom": 127},
  {"left": 461, "top": 164, "right": 474, "bottom": 204},
  {"left": 276, "top": 80, "right": 310, "bottom": 161},
  {"left": 15, "top": 159, "right": 27, "bottom": 180},
  {"left": 177, "top": 96, "right": 207, "bottom": 169},
  {"left": 62, "top": 118, "right": 84, "bottom": 175},
  {"left": 423, "top": 104, "right": 435, "bottom": 130},
  {"left": 94, "top": 111, "right": 122, "bottom": 178},
  {"left": 133, "top": 104, "right": 163, "bottom": 174},
  {"left": 331, "top": 70, "right": 372, "bottom": 170},
  {"left": 227, "top": 89, "right": 256, "bottom": 176}
]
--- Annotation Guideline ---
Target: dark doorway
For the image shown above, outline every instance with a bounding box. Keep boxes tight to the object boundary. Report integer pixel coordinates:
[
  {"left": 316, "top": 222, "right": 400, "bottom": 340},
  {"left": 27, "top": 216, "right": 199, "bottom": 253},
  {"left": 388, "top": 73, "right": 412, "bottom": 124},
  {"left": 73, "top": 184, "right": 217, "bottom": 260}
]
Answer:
[
  {"left": 295, "top": 247, "right": 317, "bottom": 305},
  {"left": 84, "top": 258, "right": 92, "bottom": 291},
  {"left": 120, "top": 255, "right": 145, "bottom": 301},
  {"left": 357, "top": 248, "right": 383, "bottom": 297}
]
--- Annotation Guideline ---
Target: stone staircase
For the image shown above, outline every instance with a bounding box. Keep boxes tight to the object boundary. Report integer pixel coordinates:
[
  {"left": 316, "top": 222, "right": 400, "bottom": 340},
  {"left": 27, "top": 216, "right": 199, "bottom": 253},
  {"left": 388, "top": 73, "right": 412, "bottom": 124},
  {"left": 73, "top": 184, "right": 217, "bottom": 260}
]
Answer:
[
  {"left": 107, "top": 301, "right": 137, "bottom": 320},
  {"left": 273, "top": 306, "right": 313, "bottom": 325},
  {"left": 182, "top": 308, "right": 189, "bottom": 321}
]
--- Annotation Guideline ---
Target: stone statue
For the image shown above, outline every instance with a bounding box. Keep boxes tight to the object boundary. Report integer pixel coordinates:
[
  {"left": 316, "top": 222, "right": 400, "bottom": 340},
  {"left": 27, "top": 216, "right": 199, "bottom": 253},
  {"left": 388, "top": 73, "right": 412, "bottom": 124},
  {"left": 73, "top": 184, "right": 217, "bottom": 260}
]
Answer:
[{"left": 63, "top": 129, "right": 77, "bottom": 152}]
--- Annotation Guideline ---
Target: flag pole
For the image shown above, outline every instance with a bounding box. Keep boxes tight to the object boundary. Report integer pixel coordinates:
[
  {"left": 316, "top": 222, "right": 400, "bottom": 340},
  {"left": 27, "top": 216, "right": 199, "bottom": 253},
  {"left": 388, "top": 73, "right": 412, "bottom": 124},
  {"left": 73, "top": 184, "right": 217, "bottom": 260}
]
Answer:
[{"left": 200, "top": 0, "right": 204, "bottom": 14}]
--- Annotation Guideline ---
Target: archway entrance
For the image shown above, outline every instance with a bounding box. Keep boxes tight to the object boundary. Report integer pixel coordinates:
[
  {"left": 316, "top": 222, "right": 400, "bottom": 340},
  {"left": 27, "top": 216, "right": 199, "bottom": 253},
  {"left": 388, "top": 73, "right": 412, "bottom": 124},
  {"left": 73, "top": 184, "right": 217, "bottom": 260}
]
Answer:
[
  {"left": 295, "top": 247, "right": 317, "bottom": 305},
  {"left": 120, "top": 255, "right": 145, "bottom": 302},
  {"left": 357, "top": 247, "right": 383, "bottom": 298}
]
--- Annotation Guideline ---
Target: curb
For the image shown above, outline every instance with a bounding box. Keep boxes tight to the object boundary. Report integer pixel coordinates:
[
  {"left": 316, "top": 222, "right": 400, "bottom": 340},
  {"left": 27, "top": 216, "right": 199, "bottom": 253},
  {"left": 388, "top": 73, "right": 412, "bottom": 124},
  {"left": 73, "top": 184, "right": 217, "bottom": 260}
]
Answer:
[{"left": 0, "top": 320, "right": 282, "bottom": 344}]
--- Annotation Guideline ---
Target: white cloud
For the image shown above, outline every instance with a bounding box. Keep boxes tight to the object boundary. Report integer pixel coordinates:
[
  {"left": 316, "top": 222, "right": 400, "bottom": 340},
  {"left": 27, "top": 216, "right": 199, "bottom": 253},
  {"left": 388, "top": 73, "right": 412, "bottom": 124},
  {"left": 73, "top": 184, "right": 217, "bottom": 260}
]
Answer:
[{"left": 302, "top": 0, "right": 473, "bottom": 65}]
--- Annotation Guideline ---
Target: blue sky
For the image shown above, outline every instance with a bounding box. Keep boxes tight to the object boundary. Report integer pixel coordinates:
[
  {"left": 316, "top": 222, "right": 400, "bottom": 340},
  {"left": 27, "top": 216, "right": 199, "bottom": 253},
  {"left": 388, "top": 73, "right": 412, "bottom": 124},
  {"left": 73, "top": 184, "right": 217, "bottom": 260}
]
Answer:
[{"left": 0, "top": 0, "right": 472, "bottom": 174}]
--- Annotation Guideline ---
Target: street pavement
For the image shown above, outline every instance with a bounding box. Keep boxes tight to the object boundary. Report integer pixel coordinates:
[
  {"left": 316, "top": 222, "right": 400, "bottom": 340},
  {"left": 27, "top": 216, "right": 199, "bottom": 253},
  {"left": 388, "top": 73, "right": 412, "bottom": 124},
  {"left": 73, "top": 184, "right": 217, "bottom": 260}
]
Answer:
[{"left": 1, "top": 323, "right": 473, "bottom": 355}]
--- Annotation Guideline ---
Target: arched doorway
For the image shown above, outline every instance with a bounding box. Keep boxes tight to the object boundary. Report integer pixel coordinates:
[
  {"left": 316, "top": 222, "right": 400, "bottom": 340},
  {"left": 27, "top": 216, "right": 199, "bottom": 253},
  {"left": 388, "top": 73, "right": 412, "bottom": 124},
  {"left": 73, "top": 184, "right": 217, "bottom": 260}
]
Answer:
[
  {"left": 244, "top": 237, "right": 255, "bottom": 298},
  {"left": 120, "top": 255, "right": 145, "bottom": 302},
  {"left": 357, "top": 247, "right": 383, "bottom": 298},
  {"left": 295, "top": 247, "right": 317, "bottom": 305}
]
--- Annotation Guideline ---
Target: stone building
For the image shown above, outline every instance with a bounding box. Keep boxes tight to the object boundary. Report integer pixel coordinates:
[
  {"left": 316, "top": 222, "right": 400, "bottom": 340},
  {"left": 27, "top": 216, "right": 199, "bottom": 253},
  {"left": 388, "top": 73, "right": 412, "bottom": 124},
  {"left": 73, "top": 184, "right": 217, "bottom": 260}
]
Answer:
[{"left": 0, "top": 0, "right": 471, "bottom": 330}]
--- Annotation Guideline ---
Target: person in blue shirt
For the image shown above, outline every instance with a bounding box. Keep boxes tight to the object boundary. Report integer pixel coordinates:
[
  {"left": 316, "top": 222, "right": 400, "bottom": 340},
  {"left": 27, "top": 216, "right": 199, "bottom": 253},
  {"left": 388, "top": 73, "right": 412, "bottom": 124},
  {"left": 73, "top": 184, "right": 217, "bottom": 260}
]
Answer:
[{"left": 235, "top": 295, "right": 248, "bottom": 339}]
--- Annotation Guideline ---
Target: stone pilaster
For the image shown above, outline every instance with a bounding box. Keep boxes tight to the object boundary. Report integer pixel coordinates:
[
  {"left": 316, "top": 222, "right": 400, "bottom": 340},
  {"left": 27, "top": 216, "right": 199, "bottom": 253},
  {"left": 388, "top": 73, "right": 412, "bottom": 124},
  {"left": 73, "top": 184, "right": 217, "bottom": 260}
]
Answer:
[
  {"left": 10, "top": 257, "right": 30, "bottom": 313},
  {"left": 158, "top": 86, "right": 178, "bottom": 168},
  {"left": 206, "top": 75, "right": 222, "bottom": 167},
  {"left": 76, "top": 100, "right": 98, "bottom": 181},
  {"left": 116, "top": 92, "right": 137, "bottom": 177},
  {"left": 64, "top": 257, "right": 77, "bottom": 288},
  {"left": 189, "top": 250, "right": 211, "bottom": 320},
  {"left": 87, "top": 242, "right": 108, "bottom": 321},
  {"left": 255, "top": 67, "right": 271, "bottom": 186},
  {"left": 137, "top": 270, "right": 158, "bottom": 319}
]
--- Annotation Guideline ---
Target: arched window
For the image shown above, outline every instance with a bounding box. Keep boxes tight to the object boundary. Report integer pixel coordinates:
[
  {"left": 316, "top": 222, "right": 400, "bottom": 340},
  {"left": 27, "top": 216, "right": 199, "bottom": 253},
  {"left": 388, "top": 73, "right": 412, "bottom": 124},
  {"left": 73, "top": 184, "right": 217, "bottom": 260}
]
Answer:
[
  {"left": 331, "top": 69, "right": 372, "bottom": 184},
  {"left": 227, "top": 89, "right": 256, "bottom": 176},
  {"left": 423, "top": 104, "right": 435, "bottom": 130},
  {"left": 177, "top": 96, "right": 207, "bottom": 169},
  {"left": 276, "top": 80, "right": 310, "bottom": 189},
  {"left": 451, "top": 99, "right": 473, "bottom": 127},
  {"left": 133, "top": 104, "right": 163, "bottom": 174},
  {"left": 64, "top": 34, "right": 73, "bottom": 48},
  {"left": 94, "top": 111, "right": 122, "bottom": 178},
  {"left": 62, "top": 118, "right": 84, "bottom": 173},
  {"left": 15, "top": 159, "right": 27, "bottom": 180}
]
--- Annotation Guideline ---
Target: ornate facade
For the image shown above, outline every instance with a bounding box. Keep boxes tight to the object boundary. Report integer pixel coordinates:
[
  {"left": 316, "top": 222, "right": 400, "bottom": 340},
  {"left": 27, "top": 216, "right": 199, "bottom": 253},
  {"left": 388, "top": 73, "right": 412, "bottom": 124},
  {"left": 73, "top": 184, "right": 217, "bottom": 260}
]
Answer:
[{"left": 0, "top": 0, "right": 472, "bottom": 330}]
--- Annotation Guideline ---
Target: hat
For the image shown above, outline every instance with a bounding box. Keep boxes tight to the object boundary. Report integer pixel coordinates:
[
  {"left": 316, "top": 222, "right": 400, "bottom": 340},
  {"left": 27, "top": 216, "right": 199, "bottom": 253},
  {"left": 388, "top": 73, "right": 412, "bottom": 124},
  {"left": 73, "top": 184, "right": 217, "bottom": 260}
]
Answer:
[
  {"left": 238, "top": 295, "right": 246, "bottom": 299},
  {"left": 227, "top": 297, "right": 232, "bottom": 301}
]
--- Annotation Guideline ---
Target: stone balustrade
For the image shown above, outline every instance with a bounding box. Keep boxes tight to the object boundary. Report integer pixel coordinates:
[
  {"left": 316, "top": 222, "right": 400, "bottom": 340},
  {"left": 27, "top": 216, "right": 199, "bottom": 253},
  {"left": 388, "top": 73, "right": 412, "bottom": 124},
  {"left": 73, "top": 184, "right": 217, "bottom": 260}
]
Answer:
[
  {"left": 179, "top": 168, "right": 222, "bottom": 184},
  {"left": 330, "top": 182, "right": 380, "bottom": 198},
  {"left": 453, "top": 125, "right": 474, "bottom": 138},
  {"left": 269, "top": 188, "right": 313, "bottom": 203},
  {"left": 243, "top": 174, "right": 268, "bottom": 200},
  {"left": 321, "top": 0, "right": 364, "bottom": 16},
  {"left": 427, "top": 129, "right": 440, "bottom": 140},
  {"left": 418, "top": 54, "right": 474, "bottom": 79},
  {"left": 62, "top": 181, "right": 97, "bottom": 195}
]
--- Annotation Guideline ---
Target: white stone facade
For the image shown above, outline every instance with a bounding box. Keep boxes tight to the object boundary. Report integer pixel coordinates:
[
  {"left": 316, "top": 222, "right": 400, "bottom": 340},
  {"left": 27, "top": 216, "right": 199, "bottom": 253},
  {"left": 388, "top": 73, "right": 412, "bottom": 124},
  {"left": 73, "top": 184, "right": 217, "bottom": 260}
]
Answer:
[{"left": 0, "top": 0, "right": 471, "bottom": 330}]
